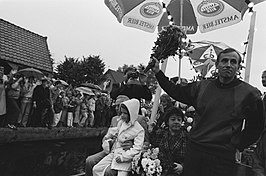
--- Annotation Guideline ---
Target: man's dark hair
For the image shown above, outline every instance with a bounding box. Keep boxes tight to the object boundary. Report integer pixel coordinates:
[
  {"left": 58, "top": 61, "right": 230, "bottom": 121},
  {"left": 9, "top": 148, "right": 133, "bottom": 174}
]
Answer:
[{"left": 216, "top": 48, "right": 242, "bottom": 65}]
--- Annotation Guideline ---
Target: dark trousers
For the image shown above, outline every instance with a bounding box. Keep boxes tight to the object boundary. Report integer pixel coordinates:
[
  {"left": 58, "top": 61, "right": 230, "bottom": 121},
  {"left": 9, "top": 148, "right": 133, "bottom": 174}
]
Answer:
[
  {"left": 183, "top": 144, "right": 237, "bottom": 176},
  {"left": 31, "top": 106, "right": 54, "bottom": 127},
  {"left": 41, "top": 107, "right": 54, "bottom": 127},
  {"left": 6, "top": 98, "right": 20, "bottom": 125},
  {"left": 0, "top": 114, "right": 6, "bottom": 127}
]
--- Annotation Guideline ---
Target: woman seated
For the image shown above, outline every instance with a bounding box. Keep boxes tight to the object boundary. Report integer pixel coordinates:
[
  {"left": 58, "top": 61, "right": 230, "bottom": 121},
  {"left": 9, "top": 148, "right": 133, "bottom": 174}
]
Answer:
[
  {"left": 149, "top": 106, "right": 188, "bottom": 176},
  {"left": 93, "top": 98, "right": 145, "bottom": 176}
]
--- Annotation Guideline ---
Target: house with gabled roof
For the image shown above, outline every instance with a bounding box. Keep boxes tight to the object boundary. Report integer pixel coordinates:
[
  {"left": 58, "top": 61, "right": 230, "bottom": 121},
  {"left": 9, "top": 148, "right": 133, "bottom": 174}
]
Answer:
[
  {"left": 99, "top": 69, "right": 125, "bottom": 92},
  {"left": 0, "top": 18, "right": 53, "bottom": 75}
]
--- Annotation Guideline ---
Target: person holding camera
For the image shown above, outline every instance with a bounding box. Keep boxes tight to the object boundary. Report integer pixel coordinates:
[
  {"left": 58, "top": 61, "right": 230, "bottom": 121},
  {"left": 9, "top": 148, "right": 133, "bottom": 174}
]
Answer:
[
  {"left": 17, "top": 76, "right": 36, "bottom": 127},
  {"left": 5, "top": 70, "right": 23, "bottom": 129},
  {"left": 110, "top": 67, "right": 152, "bottom": 113}
]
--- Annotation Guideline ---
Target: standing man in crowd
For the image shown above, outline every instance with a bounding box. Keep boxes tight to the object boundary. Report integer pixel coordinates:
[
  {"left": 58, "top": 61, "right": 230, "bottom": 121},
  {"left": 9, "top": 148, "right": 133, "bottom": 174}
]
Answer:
[
  {"left": 31, "top": 77, "right": 53, "bottom": 128},
  {"left": 251, "top": 70, "right": 266, "bottom": 176},
  {"left": 261, "top": 70, "right": 266, "bottom": 110},
  {"left": 252, "top": 129, "right": 266, "bottom": 176},
  {"left": 110, "top": 67, "right": 152, "bottom": 108},
  {"left": 150, "top": 48, "right": 265, "bottom": 176}
]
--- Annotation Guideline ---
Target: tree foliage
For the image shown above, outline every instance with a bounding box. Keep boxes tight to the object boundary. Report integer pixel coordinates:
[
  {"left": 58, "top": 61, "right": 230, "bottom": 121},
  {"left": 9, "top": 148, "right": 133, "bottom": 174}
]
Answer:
[
  {"left": 55, "top": 55, "right": 105, "bottom": 87},
  {"left": 117, "top": 64, "right": 134, "bottom": 74}
]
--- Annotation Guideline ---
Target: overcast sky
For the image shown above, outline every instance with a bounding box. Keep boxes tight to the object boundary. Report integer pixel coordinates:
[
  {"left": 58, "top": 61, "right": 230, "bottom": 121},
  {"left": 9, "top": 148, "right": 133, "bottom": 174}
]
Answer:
[{"left": 0, "top": 0, "right": 266, "bottom": 91}]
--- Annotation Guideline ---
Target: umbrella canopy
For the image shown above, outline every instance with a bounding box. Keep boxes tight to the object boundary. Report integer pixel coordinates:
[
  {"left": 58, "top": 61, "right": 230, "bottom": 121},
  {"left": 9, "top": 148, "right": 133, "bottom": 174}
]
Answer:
[
  {"left": 104, "top": 0, "right": 260, "bottom": 34},
  {"left": 187, "top": 40, "right": 231, "bottom": 77},
  {"left": 76, "top": 87, "right": 95, "bottom": 96},
  {"left": 17, "top": 68, "right": 44, "bottom": 79},
  {"left": 80, "top": 83, "right": 102, "bottom": 91},
  {"left": 55, "top": 79, "right": 69, "bottom": 86}
]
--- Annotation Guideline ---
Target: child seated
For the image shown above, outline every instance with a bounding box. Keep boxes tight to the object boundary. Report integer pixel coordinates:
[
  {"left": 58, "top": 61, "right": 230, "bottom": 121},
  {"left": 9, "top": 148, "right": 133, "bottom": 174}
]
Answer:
[{"left": 93, "top": 98, "right": 145, "bottom": 176}]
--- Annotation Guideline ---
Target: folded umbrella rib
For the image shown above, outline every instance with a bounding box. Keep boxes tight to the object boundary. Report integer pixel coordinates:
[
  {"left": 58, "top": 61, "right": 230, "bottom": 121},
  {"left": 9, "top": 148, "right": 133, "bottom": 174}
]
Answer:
[{"left": 17, "top": 68, "right": 44, "bottom": 79}]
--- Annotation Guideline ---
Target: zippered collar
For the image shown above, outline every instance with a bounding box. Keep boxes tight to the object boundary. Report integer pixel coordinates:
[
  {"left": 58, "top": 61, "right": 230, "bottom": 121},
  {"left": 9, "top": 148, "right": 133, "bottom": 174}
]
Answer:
[{"left": 215, "top": 76, "right": 242, "bottom": 89}]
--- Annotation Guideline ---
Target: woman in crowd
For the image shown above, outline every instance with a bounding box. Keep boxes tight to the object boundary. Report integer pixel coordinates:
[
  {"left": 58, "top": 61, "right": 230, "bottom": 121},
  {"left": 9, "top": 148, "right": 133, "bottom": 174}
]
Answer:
[
  {"left": 58, "top": 90, "right": 70, "bottom": 127},
  {"left": 73, "top": 91, "right": 84, "bottom": 127},
  {"left": 67, "top": 90, "right": 76, "bottom": 127},
  {"left": 18, "top": 76, "right": 36, "bottom": 127},
  {"left": 87, "top": 94, "right": 96, "bottom": 127},
  {"left": 52, "top": 90, "right": 64, "bottom": 127}
]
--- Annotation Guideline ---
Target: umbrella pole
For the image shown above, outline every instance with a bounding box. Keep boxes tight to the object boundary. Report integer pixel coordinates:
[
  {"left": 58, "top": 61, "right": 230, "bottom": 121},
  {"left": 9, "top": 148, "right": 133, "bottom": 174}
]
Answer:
[
  {"left": 178, "top": 0, "right": 184, "bottom": 83},
  {"left": 149, "top": 59, "right": 168, "bottom": 124},
  {"left": 180, "top": 0, "right": 183, "bottom": 26},
  {"left": 178, "top": 55, "right": 182, "bottom": 83},
  {"left": 244, "top": 11, "right": 256, "bottom": 83}
]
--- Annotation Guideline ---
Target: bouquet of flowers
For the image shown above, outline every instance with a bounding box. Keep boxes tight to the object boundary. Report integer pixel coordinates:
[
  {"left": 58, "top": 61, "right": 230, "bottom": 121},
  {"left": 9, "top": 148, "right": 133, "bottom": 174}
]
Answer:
[
  {"left": 131, "top": 147, "right": 162, "bottom": 176},
  {"left": 144, "top": 25, "right": 188, "bottom": 72},
  {"left": 151, "top": 25, "right": 187, "bottom": 60}
]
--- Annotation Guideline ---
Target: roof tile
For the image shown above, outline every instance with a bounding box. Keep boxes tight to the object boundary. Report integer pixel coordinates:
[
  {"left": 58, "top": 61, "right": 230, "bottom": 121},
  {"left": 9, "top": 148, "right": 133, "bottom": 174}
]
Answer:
[{"left": 0, "top": 18, "right": 53, "bottom": 73}]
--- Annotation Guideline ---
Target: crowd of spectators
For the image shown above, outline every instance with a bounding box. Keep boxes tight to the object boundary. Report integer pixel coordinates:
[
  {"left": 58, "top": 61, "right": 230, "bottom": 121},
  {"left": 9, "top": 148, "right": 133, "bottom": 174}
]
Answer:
[
  {"left": 0, "top": 67, "right": 128, "bottom": 130},
  {"left": 0, "top": 66, "right": 196, "bottom": 131}
]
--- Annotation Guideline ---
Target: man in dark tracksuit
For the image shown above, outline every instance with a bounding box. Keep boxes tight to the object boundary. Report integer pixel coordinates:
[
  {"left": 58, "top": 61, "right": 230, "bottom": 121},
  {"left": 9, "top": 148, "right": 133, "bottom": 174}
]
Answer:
[
  {"left": 151, "top": 48, "right": 265, "bottom": 176},
  {"left": 32, "top": 78, "right": 53, "bottom": 128}
]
